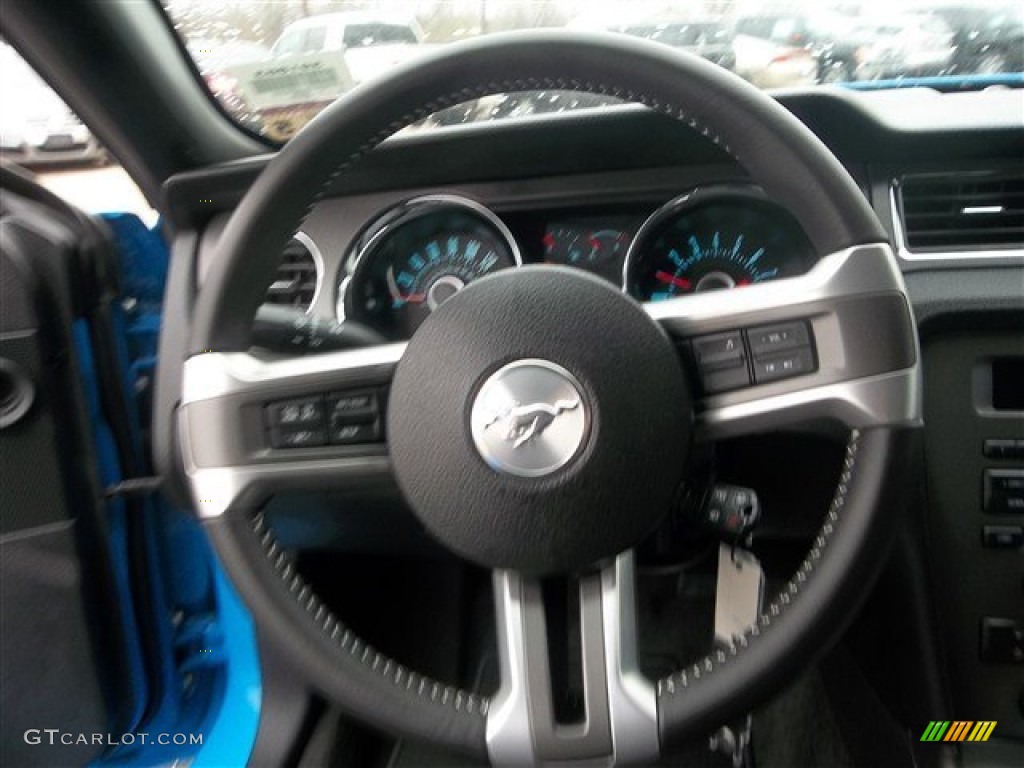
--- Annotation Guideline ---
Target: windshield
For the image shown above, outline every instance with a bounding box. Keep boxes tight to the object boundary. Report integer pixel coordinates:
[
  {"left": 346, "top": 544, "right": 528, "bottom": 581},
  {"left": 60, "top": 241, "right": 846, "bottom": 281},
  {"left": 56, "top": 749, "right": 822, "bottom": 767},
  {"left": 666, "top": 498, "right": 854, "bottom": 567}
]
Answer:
[{"left": 162, "top": 0, "right": 1023, "bottom": 142}]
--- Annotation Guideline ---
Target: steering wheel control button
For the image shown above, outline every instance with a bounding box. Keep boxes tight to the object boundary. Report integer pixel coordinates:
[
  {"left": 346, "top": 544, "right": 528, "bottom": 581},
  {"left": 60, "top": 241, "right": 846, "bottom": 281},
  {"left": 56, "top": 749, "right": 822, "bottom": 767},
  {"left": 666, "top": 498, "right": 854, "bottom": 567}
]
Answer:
[
  {"left": 470, "top": 360, "right": 588, "bottom": 478},
  {"left": 684, "top": 320, "right": 817, "bottom": 393},
  {"left": 749, "top": 320, "right": 817, "bottom": 385},
  {"left": 700, "top": 364, "right": 751, "bottom": 394},
  {"left": 327, "top": 390, "right": 383, "bottom": 445},
  {"left": 266, "top": 396, "right": 328, "bottom": 448},
  {"left": 748, "top": 321, "right": 810, "bottom": 356},
  {"left": 691, "top": 331, "right": 750, "bottom": 394},
  {"left": 984, "top": 469, "right": 1024, "bottom": 514},
  {"left": 269, "top": 426, "right": 327, "bottom": 449},
  {"left": 327, "top": 391, "right": 377, "bottom": 418},
  {"left": 389, "top": 266, "right": 690, "bottom": 573},
  {"left": 264, "top": 390, "right": 384, "bottom": 448},
  {"left": 753, "top": 347, "right": 816, "bottom": 384},
  {"left": 330, "top": 420, "right": 379, "bottom": 445},
  {"left": 693, "top": 331, "right": 746, "bottom": 368},
  {"left": 266, "top": 396, "right": 325, "bottom": 428}
]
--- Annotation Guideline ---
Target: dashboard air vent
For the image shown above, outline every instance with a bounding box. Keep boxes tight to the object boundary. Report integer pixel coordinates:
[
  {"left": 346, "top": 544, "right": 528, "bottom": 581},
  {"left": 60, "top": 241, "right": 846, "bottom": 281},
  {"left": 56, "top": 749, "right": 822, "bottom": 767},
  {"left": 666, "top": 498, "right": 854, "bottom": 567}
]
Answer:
[
  {"left": 264, "top": 233, "right": 320, "bottom": 312},
  {"left": 897, "top": 170, "right": 1024, "bottom": 252}
]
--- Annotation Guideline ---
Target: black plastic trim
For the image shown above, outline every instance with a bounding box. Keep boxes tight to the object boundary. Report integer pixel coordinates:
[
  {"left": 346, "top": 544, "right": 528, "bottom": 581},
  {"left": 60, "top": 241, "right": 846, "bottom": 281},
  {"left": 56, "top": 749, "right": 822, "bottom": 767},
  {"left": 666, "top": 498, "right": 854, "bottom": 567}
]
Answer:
[{"left": 152, "top": 230, "right": 199, "bottom": 505}]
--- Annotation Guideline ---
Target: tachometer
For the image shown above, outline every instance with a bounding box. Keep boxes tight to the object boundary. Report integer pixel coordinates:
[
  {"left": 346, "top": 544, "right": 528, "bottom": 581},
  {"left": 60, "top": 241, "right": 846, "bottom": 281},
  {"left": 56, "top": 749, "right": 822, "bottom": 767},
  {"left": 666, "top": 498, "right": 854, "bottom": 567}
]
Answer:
[
  {"left": 624, "top": 187, "right": 814, "bottom": 301},
  {"left": 340, "top": 196, "right": 520, "bottom": 339}
]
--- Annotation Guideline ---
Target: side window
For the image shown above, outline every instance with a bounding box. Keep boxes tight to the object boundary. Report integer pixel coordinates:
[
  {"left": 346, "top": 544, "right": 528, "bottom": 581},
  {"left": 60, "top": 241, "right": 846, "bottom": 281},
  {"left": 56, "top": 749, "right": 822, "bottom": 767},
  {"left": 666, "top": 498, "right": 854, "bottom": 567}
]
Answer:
[
  {"left": 0, "top": 42, "right": 154, "bottom": 224},
  {"left": 344, "top": 25, "right": 376, "bottom": 48},
  {"left": 302, "top": 27, "right": 326, "bottom": 54},
  {"left": 343, "top": 24, "right": 417, "bottom": 48},
  {"left": 272, "top": 30, "right": 304, "bottom": 57},
  {"left": 375, "top": 25, "right": 418, "bottom": 44}
]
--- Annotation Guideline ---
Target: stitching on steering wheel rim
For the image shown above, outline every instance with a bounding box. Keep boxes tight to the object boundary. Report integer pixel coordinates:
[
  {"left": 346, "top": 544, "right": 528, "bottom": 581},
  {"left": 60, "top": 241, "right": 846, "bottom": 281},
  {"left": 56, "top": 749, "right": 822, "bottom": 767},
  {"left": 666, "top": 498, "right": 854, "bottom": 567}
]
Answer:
[
  {"left": 247, "top": 430, "right": 860, "bottom": 713},
  {"left": 249, "top": 511, "right": 491, "bottom": 718}
]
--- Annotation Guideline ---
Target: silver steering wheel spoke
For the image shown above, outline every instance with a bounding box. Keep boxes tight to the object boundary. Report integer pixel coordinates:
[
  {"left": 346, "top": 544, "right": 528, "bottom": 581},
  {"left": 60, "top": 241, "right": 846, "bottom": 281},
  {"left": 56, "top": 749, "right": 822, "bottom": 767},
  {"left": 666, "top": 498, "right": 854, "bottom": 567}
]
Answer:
[
  {"left": 646, "top": 243, "right": 923, "bottom": 441},
  {"left": 178, "top": 343, "right": 406, "bottom": 517},
  {"left": 487, "top": 551, "right": 659, "bottom": 767}
]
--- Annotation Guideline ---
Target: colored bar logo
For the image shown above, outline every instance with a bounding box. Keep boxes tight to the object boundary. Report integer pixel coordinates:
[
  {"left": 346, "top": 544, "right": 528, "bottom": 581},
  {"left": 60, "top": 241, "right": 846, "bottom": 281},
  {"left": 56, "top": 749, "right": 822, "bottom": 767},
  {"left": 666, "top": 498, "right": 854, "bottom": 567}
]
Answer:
[{"left": 920, "top": 721, "right": 997, "bottom": 742}]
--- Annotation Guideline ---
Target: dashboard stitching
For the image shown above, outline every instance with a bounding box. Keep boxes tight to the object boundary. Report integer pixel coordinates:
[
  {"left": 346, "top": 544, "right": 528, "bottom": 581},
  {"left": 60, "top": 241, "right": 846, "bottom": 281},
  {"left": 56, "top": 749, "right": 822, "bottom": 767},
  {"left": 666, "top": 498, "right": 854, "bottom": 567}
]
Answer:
[
  {"left": 656, "top": 429, "right": 861, "bottom": 696},
  {"left": 295, "top": 77, "right": 736, "bottom": 229},
  {"left": 249, "top": 511, "right": 490, "bottom": 717}
]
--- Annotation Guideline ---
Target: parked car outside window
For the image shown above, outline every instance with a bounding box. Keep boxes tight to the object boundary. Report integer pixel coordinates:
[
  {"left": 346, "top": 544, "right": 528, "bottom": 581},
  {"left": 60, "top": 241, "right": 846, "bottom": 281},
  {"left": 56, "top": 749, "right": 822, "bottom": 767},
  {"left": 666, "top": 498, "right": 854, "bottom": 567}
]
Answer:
[{"left": 0, "top": 42, "right": 106, "bottom": 167}]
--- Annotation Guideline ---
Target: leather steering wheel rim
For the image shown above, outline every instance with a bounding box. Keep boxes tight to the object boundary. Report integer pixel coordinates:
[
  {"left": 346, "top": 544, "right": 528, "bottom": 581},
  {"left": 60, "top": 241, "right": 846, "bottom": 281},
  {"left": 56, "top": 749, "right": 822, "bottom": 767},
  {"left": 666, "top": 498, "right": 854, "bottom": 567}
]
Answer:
[{"left": 183, "top": 31, "right": 918, "bottom": 762}]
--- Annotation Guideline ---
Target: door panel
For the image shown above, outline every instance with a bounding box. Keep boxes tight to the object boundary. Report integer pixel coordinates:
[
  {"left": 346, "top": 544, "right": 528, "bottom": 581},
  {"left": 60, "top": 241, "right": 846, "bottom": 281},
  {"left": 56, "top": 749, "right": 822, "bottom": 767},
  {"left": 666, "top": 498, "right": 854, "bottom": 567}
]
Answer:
[{"left": 1, "top": 170, "right": 138, "bottom": 765}]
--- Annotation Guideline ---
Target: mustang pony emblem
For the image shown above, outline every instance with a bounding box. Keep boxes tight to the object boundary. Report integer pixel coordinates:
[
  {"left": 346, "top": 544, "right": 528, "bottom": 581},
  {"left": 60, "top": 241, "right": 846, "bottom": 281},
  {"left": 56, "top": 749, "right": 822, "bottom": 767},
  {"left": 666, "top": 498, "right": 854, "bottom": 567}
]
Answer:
[{"left": 483, "top": 398, "right": 581, "bottom": 448}]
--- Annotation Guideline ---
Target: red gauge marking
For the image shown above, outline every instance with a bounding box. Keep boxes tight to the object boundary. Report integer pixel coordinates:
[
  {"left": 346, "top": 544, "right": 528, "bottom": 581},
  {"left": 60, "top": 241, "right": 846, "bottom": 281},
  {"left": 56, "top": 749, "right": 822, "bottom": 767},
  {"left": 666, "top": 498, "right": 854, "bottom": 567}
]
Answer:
[
  {"left": 542, "top": 232, "right": 556, "bottom": 251},
  {"left": 736, "top": 279, "right": 752, "bottom": 287},
  {"left": 654, "top": 271, "right": 693, "bottom": 290},
  {"left": 395, "top": 293, "right": 426, "bottom": 304}
]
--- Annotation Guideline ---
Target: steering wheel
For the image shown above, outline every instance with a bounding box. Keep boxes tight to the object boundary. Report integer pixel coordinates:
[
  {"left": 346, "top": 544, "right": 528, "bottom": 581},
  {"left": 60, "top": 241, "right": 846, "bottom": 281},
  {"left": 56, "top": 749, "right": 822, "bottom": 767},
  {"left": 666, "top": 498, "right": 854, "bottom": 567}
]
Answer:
[{"left": 177, "top": 32, "right": 920, "bottom": 765}]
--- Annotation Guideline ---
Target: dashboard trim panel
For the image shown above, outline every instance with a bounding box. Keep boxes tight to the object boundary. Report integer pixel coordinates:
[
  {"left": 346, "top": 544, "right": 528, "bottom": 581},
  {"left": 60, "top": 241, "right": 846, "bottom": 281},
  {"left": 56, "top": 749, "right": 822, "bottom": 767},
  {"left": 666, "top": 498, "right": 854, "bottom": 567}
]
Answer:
[{"left": 293, "top": 231, "right": 325, "bottom": 315}]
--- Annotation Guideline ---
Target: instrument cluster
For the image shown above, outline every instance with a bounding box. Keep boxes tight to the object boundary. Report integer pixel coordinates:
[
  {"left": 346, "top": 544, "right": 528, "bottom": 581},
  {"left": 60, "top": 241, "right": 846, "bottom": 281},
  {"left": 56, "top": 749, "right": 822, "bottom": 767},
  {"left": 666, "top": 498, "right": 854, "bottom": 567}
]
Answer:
[{"left": 337, "top": 186, "right": 816, "bottom": 340}]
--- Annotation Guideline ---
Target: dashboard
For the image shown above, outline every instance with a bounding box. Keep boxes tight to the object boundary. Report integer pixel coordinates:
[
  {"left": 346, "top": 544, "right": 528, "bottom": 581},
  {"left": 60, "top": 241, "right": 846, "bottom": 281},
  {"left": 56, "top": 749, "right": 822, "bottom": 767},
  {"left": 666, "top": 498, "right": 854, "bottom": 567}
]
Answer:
[
  {"left": 169, "top": 86, "right": 1024, "bottom": 752},
  {"left": 336, "top": 186, "right": 814, "bottom": 339}
]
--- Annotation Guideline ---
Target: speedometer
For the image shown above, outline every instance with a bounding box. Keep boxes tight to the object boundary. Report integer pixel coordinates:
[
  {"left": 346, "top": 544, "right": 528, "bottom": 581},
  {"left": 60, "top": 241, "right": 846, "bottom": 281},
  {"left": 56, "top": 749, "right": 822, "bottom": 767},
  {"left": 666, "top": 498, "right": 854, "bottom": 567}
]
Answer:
[
  {"left": 623, "top": 186, "right": 814, "bottom": 301},
  {"left": 340, "top": 196, "right": 521, "bottom": 339}
]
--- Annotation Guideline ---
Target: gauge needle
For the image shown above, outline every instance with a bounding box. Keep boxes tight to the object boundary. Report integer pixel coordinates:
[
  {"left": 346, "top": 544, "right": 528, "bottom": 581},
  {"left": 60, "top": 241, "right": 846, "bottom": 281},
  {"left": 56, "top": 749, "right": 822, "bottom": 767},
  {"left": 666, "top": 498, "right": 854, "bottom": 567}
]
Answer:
[{"left": 655, "top": 271, "right": 693, "bottom": 290}]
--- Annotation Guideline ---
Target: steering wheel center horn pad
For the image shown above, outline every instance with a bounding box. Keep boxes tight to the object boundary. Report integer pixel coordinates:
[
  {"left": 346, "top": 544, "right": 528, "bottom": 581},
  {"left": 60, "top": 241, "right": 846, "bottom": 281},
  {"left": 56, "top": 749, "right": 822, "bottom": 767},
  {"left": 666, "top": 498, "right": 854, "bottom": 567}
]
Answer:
[
  {"left": 388, "top": 266, "right": 691, "bottom": 574},
  {"left": 470, "top": 358, "right": 590, "bottom": 479}
]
